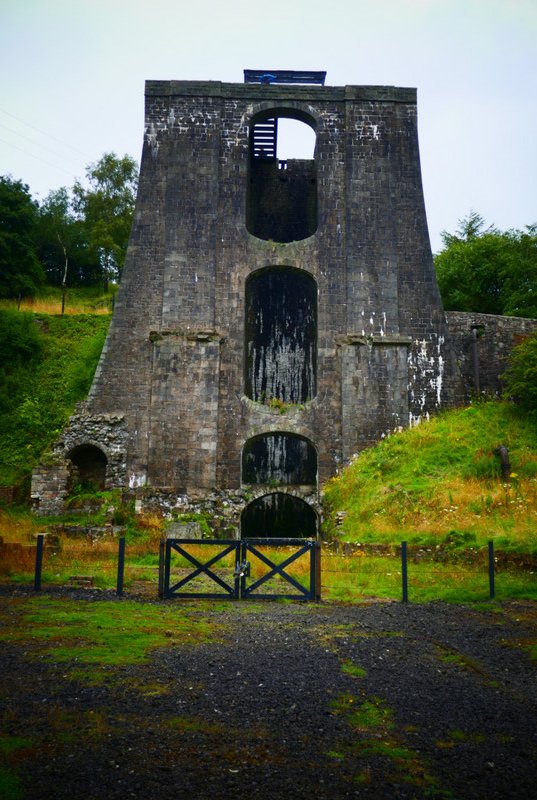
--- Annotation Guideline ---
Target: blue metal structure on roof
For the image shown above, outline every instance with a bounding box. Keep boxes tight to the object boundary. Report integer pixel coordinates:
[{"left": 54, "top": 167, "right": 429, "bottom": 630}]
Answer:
[{"left": 243, "top": 70, "right": 326, "bottom": 85}]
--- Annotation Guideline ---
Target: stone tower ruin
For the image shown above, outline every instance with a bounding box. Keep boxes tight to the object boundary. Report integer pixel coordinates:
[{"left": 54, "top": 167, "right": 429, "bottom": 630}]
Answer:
[{"left": 33, "top": 70, "right": 459, "bottom": 533}]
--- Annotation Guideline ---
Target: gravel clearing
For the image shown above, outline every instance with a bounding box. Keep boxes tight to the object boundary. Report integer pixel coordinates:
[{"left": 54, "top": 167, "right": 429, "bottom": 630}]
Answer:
[{"left": 1, "top": 586, "right": 536, "bottom": 800}]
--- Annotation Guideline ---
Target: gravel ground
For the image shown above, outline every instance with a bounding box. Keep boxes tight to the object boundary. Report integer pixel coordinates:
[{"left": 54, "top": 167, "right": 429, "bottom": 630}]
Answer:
[{"left": 1, "top": 586, "right": 536, "bottom": 800}]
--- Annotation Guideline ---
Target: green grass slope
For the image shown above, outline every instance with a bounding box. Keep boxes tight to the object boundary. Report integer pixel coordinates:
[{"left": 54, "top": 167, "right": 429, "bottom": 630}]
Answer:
[
  {"left": 0, "top": 309, "right": 110, "bottom": 493},
  {"left": 323, "top": 402, "right": 537, "bottom": 553}
]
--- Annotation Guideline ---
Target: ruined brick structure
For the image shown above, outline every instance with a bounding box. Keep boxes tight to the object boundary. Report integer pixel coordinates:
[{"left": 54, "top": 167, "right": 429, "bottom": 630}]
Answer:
[{"left": 31, "top": 72, "right": 537, "bottom": 530}]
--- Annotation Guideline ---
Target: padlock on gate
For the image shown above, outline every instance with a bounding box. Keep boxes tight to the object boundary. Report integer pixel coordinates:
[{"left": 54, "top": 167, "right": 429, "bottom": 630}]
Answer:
[{"left": 234, "top": 559, "right": 251, "bottom": 578}]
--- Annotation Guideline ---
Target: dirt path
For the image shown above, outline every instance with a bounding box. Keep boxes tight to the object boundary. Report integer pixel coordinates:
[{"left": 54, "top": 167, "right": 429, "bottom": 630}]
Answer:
[{"left": 1, "top": 590, "right": 536, "bottom": 799}]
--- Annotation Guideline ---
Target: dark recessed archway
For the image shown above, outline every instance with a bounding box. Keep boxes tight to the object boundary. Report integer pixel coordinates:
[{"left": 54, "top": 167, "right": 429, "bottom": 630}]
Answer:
[
  {"left": 241, "top": 492, "right": 317, "bottom": 538},
  {"left": 246, "top": 110, "right": 317, "bottom": 242},
  {"left": 67, "top": 444, "right": 107, "bottom": 491},
  {"left": 242, "top": 433, "right": 317, "bottom": 485},
  {"left": 245, "top": 267, "right": 317, "bottom": 403}
]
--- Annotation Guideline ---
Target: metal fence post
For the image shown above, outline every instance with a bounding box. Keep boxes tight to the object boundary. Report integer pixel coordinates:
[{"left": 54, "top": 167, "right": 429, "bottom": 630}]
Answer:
[
  {"left": 158, "top": 539, "right": 166, "bottom": 598},
  {"left": 488, "top": 540, "right": 495, "bottom": 599},
  {"left": 34, "top": 534, "right": 44, "bottom": 591},
  {"left": 116, "top": 537, "right": 126, "bottom": 597},
  {"left": 163, "top": 539, "right": 171, "bottom": 599},
  {"left": 401, "top": 541, "right": 408, "bottom": 603},
  {"left": 313, "top": 540, "right": 321, "bottom": 601}
]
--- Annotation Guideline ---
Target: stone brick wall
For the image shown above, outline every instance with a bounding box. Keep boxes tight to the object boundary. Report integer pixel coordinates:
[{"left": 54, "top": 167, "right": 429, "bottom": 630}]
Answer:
[
  {"left": 445, "top": 311, "right": 537, "bottom": 401},
  {"left": 33, "top": 78, "right": 483, "bottom": 520},
  {"left": 31, "top": 464, "right": 71, "bottom": 516},
  {"left": 138, "top": 486, "right": 321, "bottom": 539}
]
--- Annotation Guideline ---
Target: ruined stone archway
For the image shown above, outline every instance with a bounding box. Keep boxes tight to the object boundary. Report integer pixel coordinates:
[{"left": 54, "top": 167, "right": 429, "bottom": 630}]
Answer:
[
  {"left": 67, "top": 444, "right": 108, "bottom": 491},
  {"left": 241, "top": 492, "right": 318, "bottom": 538}
]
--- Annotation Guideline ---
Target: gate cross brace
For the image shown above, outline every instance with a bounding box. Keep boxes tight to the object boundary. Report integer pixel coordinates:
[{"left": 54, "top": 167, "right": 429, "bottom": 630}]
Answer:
[
  {"left": 167, "top": 541, "right": 239, "bottom": 596},
  {"left": 242, "top": 542, "right": 312, "bottom": 598}
]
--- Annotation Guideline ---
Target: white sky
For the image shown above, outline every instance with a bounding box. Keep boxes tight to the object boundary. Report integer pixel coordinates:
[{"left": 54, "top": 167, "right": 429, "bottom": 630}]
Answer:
[{"left": 1, "top": 0, "right": 535, "bottom": 253}]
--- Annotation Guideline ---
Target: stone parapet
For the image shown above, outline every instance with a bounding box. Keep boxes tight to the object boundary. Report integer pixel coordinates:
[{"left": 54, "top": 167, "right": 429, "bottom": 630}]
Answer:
[{"left": 445, "top": 311, "right": 537, "bottom": 402}]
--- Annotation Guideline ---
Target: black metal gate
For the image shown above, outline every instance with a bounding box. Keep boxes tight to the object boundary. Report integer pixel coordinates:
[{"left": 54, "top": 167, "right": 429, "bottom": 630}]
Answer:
[{"left": 162, "top": 538, "right": 320, "bottom": 601}]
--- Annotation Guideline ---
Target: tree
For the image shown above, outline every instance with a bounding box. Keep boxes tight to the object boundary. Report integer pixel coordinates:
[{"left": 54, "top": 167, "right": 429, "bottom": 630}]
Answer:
[
  {"left": 0, "top": 176, "right": 44, "bottom": 298},
  {"left": 35, "top": 188, "right": 71, "bottom": 287},
  {"left": 35, "top": 188, "right": 100, "bottom": 289},
  {"left": 434, "top": 212, "right": 537, "bottom": 318},
  {"left": 72, "top": 153, "right": 138, "bottom": 289},
  {"left": 502, "top": 332, "right": 537, "bottom": 417}
]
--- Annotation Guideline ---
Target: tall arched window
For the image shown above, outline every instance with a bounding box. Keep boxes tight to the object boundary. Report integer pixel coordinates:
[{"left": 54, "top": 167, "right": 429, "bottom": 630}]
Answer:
[
  {"left": 246, "top": 110, "right": 317, "bottom": 242},
  {"left": 242, "top": 433, "right": 317, "bottom": 485},
  {"left": 244, "top": 267, "right": 317, "bottom": 403}
]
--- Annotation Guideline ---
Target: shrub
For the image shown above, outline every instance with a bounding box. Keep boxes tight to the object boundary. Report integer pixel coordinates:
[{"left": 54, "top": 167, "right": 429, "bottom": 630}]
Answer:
[{"left": 503, "top": 332, "right": 537, "bottom": 417}]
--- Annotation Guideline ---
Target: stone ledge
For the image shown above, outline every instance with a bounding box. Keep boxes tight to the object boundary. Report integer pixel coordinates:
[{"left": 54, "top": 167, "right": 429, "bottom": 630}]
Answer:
[
  {"left": 145, "top": 80, "right": 416, "bottom": 104},
  {"left": 336, "top": 334, "right": 413, "bottom": 346}
]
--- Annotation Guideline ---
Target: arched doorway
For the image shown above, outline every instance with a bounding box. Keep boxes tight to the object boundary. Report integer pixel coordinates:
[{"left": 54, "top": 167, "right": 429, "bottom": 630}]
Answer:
[
  {"left": 67, "top": 444, "right": 107, "bottom": 491},
  {"left": 242, "top": 432, "right": 317, "bottom": 486},
  {"left": 244, "top": 267, "right": 317, "bottom": 403},
  {"left": 241, "top": 492, "right": 317, "bottom": 538}
]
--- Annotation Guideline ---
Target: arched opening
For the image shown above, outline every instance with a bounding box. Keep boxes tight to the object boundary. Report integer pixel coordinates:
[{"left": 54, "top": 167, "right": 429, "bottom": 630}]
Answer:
[
  {"left": 246, "top": 110, "right": 317, "bottom": 242},
  {"left": 241, "top": 493, "right": 317, "bottom": 538},
  {"left": 242, "top": 433, "right": 317, "bottom": 485},
  {"left": 244, "top": 267, "right": 317, "bottom": 403},
  {"left": 67, "top": 444, "right": 107, "bottom": 491}
]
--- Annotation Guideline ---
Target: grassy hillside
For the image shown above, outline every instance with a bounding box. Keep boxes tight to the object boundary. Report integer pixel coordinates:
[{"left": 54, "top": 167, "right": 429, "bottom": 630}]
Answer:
[
  {"left": 323, "top": 402, "right": 537, "bottom": 553},
  {"left": 0, "top": 285, "right": 116, "bottom": 316},
  {"left": 0, "top": 308, "right": 110, "bottom": 493}
]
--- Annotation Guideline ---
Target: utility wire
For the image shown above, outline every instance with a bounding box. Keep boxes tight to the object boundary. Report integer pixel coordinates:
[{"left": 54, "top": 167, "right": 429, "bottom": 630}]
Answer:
[
  {"left": 0, "top": 136, "right": 77, "bottom": 179},
  {"left": 0, "top": 106, "right": 92, "bottom": 159},
  {"left": 0, "top": 122, "right": 83, "bottom": 169}
]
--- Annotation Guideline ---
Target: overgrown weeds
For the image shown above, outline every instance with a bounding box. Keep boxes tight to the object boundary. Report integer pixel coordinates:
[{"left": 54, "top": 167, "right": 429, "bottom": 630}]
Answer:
[
  {"left": 323, "top": 401, "right": 537, "bottom": 552},
  {"left": 0, "top": 310, "right": 109, "bottom": 490}
]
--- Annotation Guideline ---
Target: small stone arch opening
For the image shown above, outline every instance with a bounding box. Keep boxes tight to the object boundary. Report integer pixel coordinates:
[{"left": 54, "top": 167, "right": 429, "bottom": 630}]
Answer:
[
  {"left": 246, "top": 109, "right": 318, "bottom": 242},
  {"left": 241, "top": 492, "right": 317, "bottom": 538},
  {"left": 67, "top": 444, "right": 107, "bottom": 491},
  {"left": 242, "top": 433, "right": 317, "bottom": 486},
  {"left": 245, "top": 267, "right": 317, "bottom": 403}
]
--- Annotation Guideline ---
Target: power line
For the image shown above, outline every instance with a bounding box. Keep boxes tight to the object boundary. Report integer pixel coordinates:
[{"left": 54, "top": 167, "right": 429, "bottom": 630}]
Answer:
[
  {"left": 0, "top": 106, "right": 92, "bottom": 159},
  {"left": 0, "top": 122, "right": 83, "bottom": 170},
  {"left": 0, "top": 136, "right": 77, "bottom": 180}
]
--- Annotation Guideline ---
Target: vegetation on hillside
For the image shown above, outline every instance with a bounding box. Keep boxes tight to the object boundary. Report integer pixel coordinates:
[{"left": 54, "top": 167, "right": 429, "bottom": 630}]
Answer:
[
  {"left": 323, "top": 401, "right": 537, "bottom": 552},
  {"left": 0, "top": 308, "right": 109, "bottom": 493},
  {"left": 502, "top": 331, "right": 537, "bottom": 418}
]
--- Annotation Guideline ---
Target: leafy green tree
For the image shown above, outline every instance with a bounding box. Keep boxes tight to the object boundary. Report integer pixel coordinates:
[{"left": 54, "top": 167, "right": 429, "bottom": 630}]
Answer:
[
  {"left": 0, "top": 176, "right": 44, "bottom": 298},
  {"left": 72, "top": 153, "right": 138, "bottom": 288},
  {"left": 502, "top": 332, "right": 537, "bottom": 416},
  {"left": 35, "top": 188, "right": 100, "bottom": 288},
  {"left": 435, "top": 212, "right": 537, "bottom": 318}
]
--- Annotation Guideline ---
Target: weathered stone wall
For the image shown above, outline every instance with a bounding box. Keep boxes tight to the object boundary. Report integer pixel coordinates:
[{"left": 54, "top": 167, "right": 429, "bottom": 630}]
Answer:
[
  {"left": 340, "top": 336, "right": 412, "bottom": 457},
  {"left": 445, "top": 311, "right": 537, "bottom": 401},
  {"left": 51, "top": 406, "right": 129, "bottom": 487},
  {"left": 137, "top": 486, "right": 320, "bottom": 539},
  {"left": 31, "top": 464, "right": 71, "bottom": 516},
  {"left": 31, "top": 407, "right": 129, "bottom": 515},
  {"left": 33, "top": 78, "right": 473, "bottom": 519}
]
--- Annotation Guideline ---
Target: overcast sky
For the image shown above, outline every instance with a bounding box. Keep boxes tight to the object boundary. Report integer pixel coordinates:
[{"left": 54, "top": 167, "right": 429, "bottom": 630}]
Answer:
[{"left": 1, "top": 0, "right": 535, "bottom": 253}]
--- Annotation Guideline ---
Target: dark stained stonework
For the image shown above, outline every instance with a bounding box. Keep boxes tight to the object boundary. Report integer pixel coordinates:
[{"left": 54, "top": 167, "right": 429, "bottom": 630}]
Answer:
[{"left": 30, "top": 77, "right": 537, "bottom": 524}]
